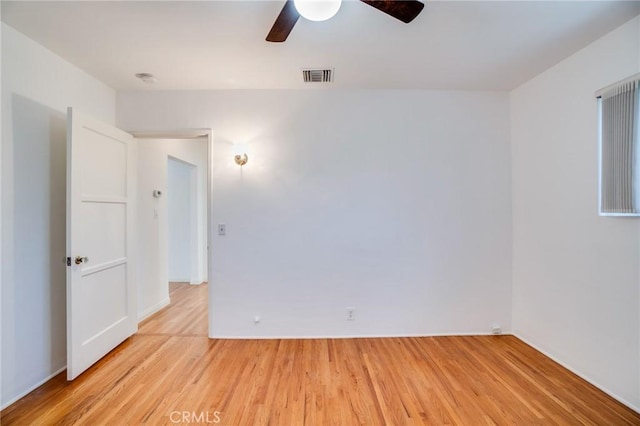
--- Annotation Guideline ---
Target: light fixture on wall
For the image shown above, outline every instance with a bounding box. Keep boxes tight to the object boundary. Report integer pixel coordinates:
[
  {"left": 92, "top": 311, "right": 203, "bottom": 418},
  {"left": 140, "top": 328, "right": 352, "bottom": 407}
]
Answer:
[
  {"left": 234, "top": 153, "right": 248, "bottom": 166},
  {"left": 293, "top": 0, "right": 342, "bottom": 21},
  {"left": 233, "top": 142, "right": 249, "bottom": 166}
]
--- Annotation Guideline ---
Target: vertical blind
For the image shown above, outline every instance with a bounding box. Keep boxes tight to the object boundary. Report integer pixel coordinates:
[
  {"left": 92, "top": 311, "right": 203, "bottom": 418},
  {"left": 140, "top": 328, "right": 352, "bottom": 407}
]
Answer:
[{"left": 598, "top": 75, "right": 640, "bottom": 215}]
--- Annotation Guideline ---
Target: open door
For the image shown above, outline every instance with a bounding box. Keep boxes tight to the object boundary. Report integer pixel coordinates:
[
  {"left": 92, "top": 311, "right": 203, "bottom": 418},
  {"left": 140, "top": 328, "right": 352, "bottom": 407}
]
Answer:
[{"left": 66, "top": 108, "right": 137, "bottom": 380}]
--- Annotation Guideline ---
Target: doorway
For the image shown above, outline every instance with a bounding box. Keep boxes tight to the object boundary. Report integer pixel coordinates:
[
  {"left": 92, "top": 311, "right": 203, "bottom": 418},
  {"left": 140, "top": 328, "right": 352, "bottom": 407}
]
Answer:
[{"left": 134, "top": 134, "right": 210, "bottom": 337}]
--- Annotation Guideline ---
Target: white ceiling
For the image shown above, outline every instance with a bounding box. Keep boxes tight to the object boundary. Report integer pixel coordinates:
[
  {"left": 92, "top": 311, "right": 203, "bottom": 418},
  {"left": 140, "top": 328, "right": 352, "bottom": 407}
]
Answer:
[{"left": 2, "top": 1, "right": 639, "bottom": 91}]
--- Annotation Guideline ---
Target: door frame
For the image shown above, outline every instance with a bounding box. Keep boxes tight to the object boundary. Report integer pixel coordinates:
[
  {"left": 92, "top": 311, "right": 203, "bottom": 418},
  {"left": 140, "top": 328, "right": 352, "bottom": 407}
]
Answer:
[{"left": 131, "top": 129, "right": 213, "bottom": 337}]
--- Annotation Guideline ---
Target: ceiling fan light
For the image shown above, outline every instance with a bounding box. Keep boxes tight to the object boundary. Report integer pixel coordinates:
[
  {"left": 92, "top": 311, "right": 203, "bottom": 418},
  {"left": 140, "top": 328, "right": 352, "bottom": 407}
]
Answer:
[{"left": 293, "top": 0, "right": 342, "bottom": 22}]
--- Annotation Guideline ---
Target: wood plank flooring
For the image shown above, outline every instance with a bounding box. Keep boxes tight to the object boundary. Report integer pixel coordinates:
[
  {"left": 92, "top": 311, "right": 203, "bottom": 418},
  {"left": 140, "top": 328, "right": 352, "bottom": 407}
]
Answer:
[
  {"left": 2, "top": 282, "right": 639, "bottom": 425},
  {"left": 140, "top": 282, "right": 209, "bottom": 336}
]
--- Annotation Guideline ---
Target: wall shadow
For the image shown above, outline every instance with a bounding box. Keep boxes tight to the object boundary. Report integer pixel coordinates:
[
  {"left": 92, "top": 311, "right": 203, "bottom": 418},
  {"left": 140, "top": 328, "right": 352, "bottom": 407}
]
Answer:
[{"left": 11, "top": 94, "right": 67, "bottom": 379}]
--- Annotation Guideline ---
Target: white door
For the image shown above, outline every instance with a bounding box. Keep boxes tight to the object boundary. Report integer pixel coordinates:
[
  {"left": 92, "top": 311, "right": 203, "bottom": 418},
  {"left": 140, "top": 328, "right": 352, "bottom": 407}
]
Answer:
[{"left": 66, "top": 108, "right": 137, "bottom": 380}]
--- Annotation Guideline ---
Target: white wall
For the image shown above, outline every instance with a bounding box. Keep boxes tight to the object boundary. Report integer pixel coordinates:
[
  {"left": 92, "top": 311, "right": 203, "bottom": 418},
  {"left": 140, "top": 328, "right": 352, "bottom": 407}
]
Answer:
[
  {"left": 168, "top": 158, "right": 195, "bottom": 282},
  {"left": 510, "top": 16, "right": 640, "bottom": 410},
  {"left": 117, "top": 90, "right": 513, "bottom": 338},
  {"left": 136, "top": 138, "right": 208, "bottom": 321},
  {"left": 1, "top": 23, "right": 115, "bottom": 408}
]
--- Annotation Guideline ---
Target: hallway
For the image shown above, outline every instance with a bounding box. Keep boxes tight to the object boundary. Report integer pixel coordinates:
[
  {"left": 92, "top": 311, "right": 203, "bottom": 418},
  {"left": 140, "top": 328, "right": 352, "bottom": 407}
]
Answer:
[{"left": 139, "top": 282, "right": 208, "bottom": 337}]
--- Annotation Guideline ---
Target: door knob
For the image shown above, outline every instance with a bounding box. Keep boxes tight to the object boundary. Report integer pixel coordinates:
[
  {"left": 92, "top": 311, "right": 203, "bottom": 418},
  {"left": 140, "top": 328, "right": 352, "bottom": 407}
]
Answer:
[{"left": 75, "top": 256, "right": 89, "bottom": 265}]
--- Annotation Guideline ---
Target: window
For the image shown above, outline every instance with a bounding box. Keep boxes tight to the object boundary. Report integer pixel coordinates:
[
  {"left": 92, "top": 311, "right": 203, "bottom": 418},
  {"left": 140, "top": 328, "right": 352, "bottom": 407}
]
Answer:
[{"left": 597, "top": 73, "right": 640, "bottom": 216}]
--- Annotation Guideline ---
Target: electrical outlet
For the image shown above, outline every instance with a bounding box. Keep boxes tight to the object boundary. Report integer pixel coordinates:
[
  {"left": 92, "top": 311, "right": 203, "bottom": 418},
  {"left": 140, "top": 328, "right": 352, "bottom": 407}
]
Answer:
[
  {"left": 492, "top": 325, "right": 502, "bottom": 335},
  {"left": 347, "top": 307, "right": 355, "bottom": 321},
  {"left": 217, "top": 224, "right": 226, "bottom": 236}
]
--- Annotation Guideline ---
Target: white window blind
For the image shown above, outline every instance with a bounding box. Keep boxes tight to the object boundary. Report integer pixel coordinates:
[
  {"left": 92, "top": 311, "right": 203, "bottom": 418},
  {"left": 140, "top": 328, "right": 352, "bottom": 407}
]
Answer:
[{"left": 597, "top": 73, "right": 640, "bottom": 216}]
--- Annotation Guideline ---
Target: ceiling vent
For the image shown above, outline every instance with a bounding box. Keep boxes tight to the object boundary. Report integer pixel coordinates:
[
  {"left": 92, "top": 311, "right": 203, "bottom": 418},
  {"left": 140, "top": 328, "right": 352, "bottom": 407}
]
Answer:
[
  {"left": 134, "top": 72, "right": 157, "bottom": 84},
  {"left": 302, "top": 69, "right": 333, "bottom": 83}
]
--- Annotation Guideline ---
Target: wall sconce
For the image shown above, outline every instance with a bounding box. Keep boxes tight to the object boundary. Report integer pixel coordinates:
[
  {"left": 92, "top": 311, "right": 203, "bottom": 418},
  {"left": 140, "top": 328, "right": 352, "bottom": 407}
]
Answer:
[
  {"left": 234, "top": 153, "right": 248, "bottom": 166},
  {"left": 233, "top": 142, "right": 249, "bottom": 166}
]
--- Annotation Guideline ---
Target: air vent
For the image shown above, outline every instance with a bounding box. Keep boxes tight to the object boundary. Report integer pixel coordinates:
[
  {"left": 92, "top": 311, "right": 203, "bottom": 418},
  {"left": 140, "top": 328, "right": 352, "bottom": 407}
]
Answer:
[{"left": 302, "top": 69, "right": 333, "bottom": 83}]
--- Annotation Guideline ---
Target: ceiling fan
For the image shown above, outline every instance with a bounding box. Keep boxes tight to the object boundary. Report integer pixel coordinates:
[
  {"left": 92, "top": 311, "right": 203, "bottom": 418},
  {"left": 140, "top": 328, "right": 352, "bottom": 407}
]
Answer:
[{"left": 266, "top": 0, "right": 425, "bottom": 42}]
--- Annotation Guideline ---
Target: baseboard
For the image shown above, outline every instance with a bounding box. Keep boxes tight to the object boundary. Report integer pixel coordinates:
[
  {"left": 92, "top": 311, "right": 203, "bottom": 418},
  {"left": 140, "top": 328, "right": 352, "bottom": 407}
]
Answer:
[
  {"left": 1, "top": 366, "right": 66, "bottom": 411},
  {"left": 168, "top": 277, "right": 190, "bottom": 283},
  {"left": 207, "top": 331, "right": 502, "bottom": 339},
  {"left": 513, "top": 333, "right": 640, "bottom": 414},
  {"left": 137, "top": 297, "right": 170, "bottom": 322}
]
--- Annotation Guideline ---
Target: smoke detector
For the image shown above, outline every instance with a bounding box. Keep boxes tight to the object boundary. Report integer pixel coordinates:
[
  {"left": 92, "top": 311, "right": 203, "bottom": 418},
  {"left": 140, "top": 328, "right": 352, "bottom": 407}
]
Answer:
[
  {"left": 302, "top": 69, "right": 333, "bottom": 83},
  {"left": 135, "top": 73, "right": 157, "bottom": 84}
]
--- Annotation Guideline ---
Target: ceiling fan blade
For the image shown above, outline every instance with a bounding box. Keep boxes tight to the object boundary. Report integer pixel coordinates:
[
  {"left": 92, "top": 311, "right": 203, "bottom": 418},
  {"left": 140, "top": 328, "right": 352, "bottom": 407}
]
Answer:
[
  {"left": 266, "top": 1, "right": 300, "bottom": 42},
  {"left": 360, "top": 0, "right": 425, "bottom": 23}
]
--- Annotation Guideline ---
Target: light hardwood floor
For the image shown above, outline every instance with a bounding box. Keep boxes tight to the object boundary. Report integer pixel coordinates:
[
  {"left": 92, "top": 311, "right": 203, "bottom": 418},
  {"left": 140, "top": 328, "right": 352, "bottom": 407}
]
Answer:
[{"left": 2, "top": 282, "right": 639, "bottom": 425}]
